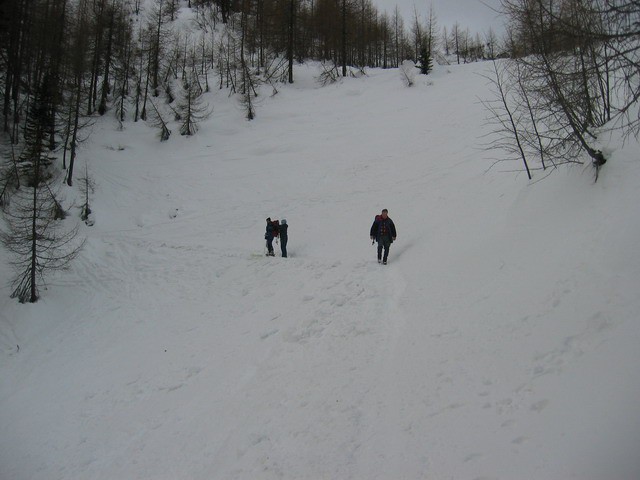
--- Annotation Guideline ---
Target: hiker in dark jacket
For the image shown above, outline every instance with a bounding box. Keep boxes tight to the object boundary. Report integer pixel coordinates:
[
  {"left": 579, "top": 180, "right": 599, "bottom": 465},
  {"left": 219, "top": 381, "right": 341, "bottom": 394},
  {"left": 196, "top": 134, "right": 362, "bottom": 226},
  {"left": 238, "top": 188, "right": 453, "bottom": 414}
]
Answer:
[
  {"left": 370, "top": 209, "right": 397, "bottom": 264},
  {"left": 279, "top": 219, "right": 289, "bottom": 258},
  {"left": 265, "top": 217, "right": 276, "bottom": 256}
]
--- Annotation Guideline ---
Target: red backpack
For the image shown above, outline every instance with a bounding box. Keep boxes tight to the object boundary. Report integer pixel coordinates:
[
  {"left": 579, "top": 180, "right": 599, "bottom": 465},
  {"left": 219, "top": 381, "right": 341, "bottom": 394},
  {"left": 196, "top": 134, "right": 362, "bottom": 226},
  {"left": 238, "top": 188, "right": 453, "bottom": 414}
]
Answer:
[{"left": 272, "top": 219, "right": 280, "bottom": 237}]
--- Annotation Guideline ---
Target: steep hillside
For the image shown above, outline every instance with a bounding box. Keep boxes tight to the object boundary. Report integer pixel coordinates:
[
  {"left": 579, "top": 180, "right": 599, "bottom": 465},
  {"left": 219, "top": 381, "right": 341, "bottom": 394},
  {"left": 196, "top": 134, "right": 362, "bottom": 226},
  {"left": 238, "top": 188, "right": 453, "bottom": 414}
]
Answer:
[{"left": 1, "top": 61, "right": 639, "bottom": 480}]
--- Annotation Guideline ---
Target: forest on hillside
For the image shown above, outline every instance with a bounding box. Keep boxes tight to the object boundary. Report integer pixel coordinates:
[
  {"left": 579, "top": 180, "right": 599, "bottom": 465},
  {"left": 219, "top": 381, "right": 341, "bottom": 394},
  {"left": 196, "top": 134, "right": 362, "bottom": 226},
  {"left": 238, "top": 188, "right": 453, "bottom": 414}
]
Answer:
[
  {"left": 0, "top": 0, "right": 493, "bottom": 156},
  {"left": 1, "top": 0, "right": 640, "bottom": 302},
  {"left": 0, "top": 0, "right": 495, "bottom": 302}
]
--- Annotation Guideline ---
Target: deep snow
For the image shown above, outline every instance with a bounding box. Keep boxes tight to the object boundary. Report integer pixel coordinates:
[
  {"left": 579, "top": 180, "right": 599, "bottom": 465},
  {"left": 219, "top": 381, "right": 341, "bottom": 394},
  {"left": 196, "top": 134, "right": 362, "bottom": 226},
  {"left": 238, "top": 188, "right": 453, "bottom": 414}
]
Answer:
[{"left": 1, "top": 60, "right": 640, "bottom": 480}]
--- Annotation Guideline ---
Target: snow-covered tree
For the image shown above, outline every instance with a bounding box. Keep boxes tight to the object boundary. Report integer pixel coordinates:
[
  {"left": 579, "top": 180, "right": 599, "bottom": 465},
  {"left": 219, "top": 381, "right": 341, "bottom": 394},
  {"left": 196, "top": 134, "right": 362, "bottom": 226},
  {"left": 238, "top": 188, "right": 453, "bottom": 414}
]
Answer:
[{"left": 399, "top": 59, "right": 417, "bottom": 87}]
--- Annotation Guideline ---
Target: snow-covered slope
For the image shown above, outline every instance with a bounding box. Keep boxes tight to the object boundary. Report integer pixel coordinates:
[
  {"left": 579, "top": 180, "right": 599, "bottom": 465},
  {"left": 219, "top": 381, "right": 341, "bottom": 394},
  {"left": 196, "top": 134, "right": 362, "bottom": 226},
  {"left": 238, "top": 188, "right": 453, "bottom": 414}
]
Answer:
[{"left": 1, "top": 61, "right": 639, "bottom": 480}]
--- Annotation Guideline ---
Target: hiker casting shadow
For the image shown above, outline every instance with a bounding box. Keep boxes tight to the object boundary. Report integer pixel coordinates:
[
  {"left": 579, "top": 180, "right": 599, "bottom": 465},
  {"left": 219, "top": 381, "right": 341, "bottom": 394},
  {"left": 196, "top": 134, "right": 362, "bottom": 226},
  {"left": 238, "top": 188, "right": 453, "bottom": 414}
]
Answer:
[{"left": 370, "top": 209, "right": 397, "bottom": 265}]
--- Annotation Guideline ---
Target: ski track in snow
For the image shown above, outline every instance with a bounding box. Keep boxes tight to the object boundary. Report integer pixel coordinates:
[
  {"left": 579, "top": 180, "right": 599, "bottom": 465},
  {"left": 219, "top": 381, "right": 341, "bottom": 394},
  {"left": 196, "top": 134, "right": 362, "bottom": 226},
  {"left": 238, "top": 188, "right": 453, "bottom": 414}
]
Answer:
[{"left": 1, "top": 60, "right": 640, "bottom": 480}]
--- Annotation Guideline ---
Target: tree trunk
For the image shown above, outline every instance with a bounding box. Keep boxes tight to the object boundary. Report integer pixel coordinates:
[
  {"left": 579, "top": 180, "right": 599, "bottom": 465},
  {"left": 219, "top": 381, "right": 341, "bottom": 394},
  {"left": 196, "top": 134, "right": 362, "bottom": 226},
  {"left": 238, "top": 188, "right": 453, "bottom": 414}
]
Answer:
[
  {"left": 67, "top": 75, "right": 82, "bottom": 187},
  {"left": 30, "top": 154, "right": 40, "bottom": 303},
  {"left": 288, "top": 0, "right": 295, "bottom": 83},
  {"left": 99, "top": 4, "right": 115, "bottom": 115},
  {"left": 341, "top": 0, "right": 347, "bottom": 77}
]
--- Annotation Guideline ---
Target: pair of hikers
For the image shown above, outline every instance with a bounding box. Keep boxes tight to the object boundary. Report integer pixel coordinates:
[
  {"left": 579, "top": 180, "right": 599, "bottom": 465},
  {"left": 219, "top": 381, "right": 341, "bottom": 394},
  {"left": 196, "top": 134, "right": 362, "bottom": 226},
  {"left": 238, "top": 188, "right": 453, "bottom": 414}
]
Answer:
[
  {"left": 265, "top": 217, "right": 288, "bottom": 257},
  {"left": 370, "top": 209, "right": 397, "bottom": 265}
]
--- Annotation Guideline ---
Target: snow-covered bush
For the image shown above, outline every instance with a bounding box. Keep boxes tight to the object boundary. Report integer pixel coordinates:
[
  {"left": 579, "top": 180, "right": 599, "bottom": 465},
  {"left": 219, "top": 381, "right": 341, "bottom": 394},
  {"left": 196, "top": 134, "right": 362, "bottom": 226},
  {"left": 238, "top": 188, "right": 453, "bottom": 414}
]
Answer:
[{"left": 399, "top": 60, "right": 417, "bottom": 87}]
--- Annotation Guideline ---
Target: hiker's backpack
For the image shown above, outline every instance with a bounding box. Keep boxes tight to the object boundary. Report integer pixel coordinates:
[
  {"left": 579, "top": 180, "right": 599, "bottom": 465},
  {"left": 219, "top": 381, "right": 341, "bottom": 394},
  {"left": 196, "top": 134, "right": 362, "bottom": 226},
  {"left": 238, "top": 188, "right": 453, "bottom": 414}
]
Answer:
[{"left": 272, "top": 219, "right": 280, "bottom": 237}]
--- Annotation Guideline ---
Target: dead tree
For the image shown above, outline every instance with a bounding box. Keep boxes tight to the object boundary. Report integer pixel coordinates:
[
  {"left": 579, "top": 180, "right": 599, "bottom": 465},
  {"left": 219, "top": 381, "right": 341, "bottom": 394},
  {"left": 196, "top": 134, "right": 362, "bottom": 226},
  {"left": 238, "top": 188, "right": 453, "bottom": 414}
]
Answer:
[
  {"left": 481, "top": 59, "right": 532, "bottom": 179},
  {"left": 497, "top": 0, "right": 613, "bottom": 180},
  {"left": 148, "top": 98, "right": 172, "bottom": 140}
]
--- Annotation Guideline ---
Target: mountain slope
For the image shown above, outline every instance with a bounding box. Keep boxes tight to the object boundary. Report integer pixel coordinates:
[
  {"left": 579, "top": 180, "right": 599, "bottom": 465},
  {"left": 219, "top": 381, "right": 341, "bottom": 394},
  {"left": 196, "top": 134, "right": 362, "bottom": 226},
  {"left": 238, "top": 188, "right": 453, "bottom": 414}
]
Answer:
[{"left": 1, "top": 61, "right": 639, "bottom": 480}]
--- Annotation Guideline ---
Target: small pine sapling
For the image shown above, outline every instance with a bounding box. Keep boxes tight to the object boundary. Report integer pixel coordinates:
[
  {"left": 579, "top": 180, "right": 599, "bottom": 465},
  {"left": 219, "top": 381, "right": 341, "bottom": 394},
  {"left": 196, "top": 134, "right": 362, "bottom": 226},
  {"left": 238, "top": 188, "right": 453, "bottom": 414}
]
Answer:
[
  {"left": 419, "top": 48, "right": 433, "bottom": 75},
  {"left": 79, "top": 163, "right": 95, "bottom": 225}
]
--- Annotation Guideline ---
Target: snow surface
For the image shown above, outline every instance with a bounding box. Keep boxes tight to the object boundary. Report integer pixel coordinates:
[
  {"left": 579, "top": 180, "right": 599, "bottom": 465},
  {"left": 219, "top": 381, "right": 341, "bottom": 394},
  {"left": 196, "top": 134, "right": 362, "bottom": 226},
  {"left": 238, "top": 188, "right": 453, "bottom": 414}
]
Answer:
[{"left": 1, "top": 60, "right": 640, "bottom": 480}]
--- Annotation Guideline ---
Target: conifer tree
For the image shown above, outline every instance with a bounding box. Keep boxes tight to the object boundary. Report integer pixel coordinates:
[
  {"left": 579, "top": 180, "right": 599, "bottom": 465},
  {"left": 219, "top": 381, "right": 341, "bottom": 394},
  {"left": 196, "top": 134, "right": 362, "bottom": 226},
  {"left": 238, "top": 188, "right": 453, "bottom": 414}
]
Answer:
[
  {"left": 2, "top": 76, "right": 83, "bottom": 303},
  {"left": 18, "top": 75, "right": 56, "bottom": 186},
  {"left": 419, "top": 47, "right": 432, "bottom": 74},
  {"left": 177, "top": 73, "right": 211, "bottom": 135}
]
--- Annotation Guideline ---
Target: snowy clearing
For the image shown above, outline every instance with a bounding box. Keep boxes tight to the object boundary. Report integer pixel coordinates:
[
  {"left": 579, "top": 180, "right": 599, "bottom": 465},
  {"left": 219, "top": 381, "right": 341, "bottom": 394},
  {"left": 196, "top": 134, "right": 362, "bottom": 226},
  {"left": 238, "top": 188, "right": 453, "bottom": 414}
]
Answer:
[{"left": 1, "top": 61, "right": 640, "bottom": 480}]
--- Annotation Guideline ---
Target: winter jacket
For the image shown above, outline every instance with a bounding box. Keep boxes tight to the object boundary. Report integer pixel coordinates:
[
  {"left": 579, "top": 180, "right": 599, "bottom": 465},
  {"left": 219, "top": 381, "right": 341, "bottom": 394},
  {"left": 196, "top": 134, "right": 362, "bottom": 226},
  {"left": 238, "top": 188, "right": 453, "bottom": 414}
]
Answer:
[
  {"left": 265, "top": 222, "right": 276, "bottom": 241},
  {"left": 279, "top": 223, "right": 288, "bottom": 240},
  {"left": 370, "top": 217, "right": 396, "bottom": 243}
]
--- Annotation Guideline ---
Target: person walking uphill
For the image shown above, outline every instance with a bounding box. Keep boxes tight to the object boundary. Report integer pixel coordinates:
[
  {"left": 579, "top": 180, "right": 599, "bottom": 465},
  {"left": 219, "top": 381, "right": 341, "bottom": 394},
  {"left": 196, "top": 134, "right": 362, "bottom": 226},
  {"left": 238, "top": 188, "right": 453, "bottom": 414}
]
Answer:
[
  {"left": 279, "top": 219, "right": 289, "bottom": 258},
  {"left": 370, "top": 209, "right": 397, "bottom": 265}
]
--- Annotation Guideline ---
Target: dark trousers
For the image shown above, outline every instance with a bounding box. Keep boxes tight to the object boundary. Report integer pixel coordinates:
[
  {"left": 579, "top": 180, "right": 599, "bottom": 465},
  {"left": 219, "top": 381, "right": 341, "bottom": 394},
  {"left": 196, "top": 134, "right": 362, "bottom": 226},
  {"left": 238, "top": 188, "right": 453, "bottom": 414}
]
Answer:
[
  {"left": 280, "top": 236, "right": 288, "bottom": 258},
  {"left": 377, "top": 238, "right": 391, "bottom": 261},
  {"left": 266, "top": 238, "right": 274, "bottom": 254}
]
